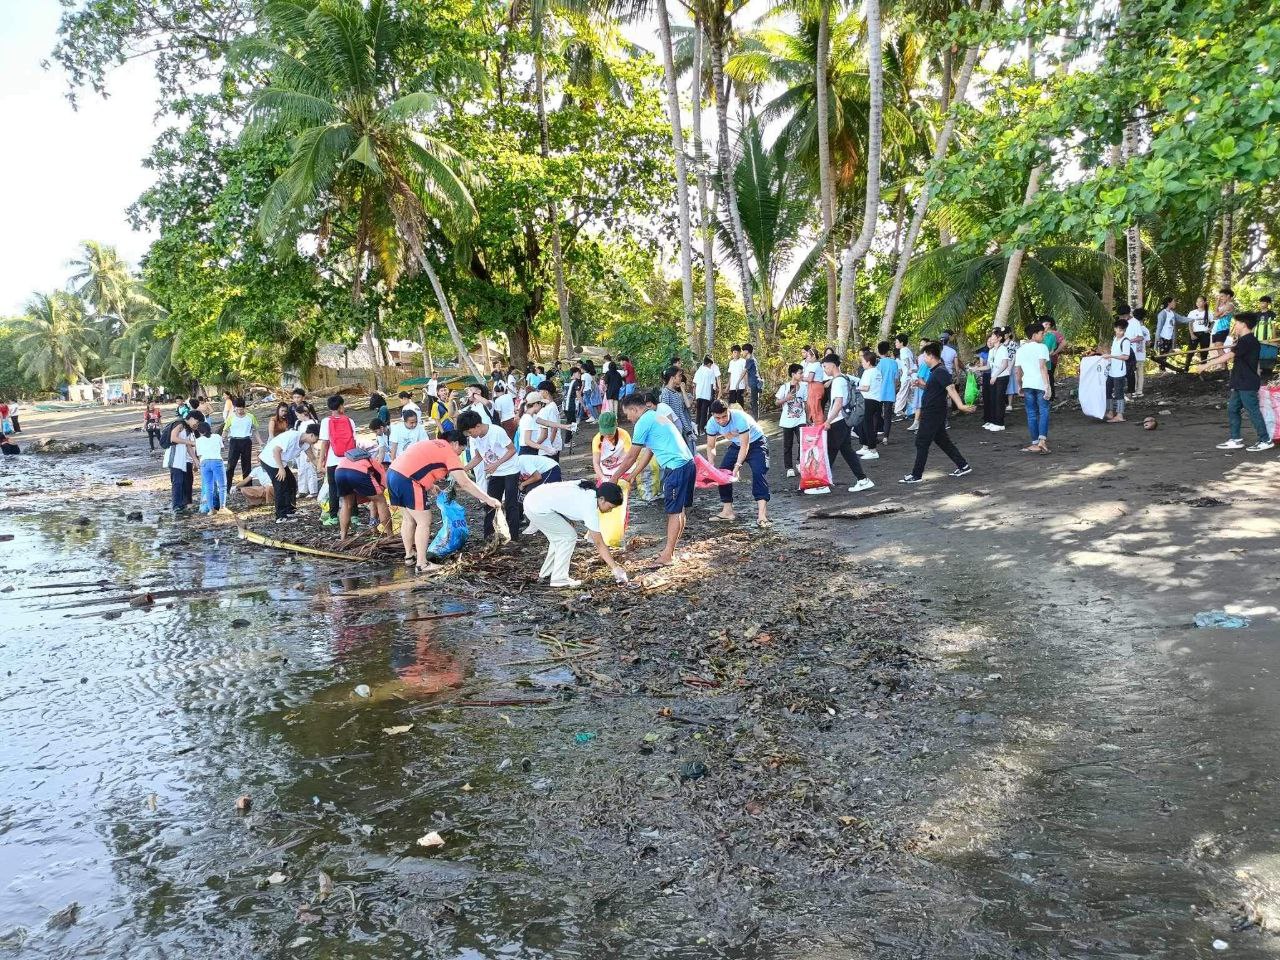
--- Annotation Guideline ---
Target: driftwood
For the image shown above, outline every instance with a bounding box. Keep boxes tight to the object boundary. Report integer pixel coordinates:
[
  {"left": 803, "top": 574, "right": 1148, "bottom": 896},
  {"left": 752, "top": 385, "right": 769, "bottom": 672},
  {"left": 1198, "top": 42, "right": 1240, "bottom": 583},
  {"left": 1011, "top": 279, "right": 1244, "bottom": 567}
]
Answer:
[{"left": 809, "top": 502, "right": 907, "bottom": 522}]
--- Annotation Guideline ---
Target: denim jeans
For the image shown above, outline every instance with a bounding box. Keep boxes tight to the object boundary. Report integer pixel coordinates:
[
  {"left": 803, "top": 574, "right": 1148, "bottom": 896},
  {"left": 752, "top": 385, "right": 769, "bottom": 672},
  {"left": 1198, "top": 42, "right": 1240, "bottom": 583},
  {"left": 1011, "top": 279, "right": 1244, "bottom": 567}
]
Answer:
[
  {"left": 200, "top": 459, "right": 227, "bottom": 512},
  {"left": 1228, "top": 389, "right": 1269, "bottom": 442},
  {"left": 1024, "top": 389, "right": 1050, "bottom": 442}
]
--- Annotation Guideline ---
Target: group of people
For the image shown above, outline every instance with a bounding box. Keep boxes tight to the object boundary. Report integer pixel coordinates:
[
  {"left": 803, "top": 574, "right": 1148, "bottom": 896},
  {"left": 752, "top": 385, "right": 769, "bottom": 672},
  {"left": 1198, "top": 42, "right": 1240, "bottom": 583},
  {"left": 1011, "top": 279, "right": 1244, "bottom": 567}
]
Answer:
[{"left": 0, "top": 399, "right": 21, "bottom": 455}]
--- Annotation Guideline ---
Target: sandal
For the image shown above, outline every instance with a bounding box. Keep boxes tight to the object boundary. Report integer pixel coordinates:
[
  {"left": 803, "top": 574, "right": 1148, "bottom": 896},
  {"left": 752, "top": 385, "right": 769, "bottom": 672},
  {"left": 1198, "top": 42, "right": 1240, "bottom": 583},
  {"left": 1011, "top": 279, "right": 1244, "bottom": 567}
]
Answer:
[
  {"left": 708, "top": 514, "right": 736, "bottom": 523},
  {"left": 404, "top": 555, "right": 416, "bottom": 566}
]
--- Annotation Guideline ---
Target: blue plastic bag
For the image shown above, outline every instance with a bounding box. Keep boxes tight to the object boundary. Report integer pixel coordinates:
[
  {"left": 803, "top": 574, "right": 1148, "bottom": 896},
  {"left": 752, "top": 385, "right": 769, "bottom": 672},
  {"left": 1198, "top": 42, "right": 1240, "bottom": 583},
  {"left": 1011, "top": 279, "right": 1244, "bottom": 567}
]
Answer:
[{"left": 427, "top": 489, "right": 468, "bottom": 559}]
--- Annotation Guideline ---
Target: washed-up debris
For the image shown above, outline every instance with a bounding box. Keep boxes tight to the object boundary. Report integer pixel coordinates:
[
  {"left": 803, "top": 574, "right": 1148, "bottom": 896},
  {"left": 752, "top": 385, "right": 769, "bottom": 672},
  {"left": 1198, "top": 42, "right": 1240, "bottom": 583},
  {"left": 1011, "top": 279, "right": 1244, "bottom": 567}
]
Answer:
[
  {"left": 1195, "top": 611, "right": 1251, "bottom": 629},
  {"left": 353, "top": 684, "right": 372, "bottom": 698},
  {"left": 383, "top": 724, "right": 413, "bottom": 736},
  {"left": 46, "top": 903, "right": 79, "bottom": 930},
  {"left": 266, "top": 871, "right": 287, "bottom": 884},
  {"left": 416, "top": 831, "right": 446, "bottom": 849},
  {"left": 235, "top": 795, "right": 252, "bottom": 813}
]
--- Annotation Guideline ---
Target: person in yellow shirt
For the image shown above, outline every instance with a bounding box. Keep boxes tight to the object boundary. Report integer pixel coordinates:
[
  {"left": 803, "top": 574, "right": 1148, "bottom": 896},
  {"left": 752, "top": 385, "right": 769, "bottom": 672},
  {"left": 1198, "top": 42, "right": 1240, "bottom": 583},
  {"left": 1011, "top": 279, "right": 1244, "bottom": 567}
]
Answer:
[{"left": 591, "top": 412, "right": 633, "bottom": 547}]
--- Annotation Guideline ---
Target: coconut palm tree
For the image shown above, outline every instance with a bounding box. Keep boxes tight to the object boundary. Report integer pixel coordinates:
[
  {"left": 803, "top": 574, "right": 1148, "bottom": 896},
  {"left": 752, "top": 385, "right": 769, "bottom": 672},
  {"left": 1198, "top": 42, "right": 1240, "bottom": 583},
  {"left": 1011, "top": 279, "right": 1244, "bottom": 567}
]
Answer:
[
  {"left": 68, "top": 241, "right": 134, "bottom": 333},
  {"left": 241, "top": 0, "right": 482, "bottom": 380},
  {"left": 714, "top": 117, "right": 817, "bottom": 342},
  {"left": 13, "top": 292, "right": 99, "bottom": 389}
]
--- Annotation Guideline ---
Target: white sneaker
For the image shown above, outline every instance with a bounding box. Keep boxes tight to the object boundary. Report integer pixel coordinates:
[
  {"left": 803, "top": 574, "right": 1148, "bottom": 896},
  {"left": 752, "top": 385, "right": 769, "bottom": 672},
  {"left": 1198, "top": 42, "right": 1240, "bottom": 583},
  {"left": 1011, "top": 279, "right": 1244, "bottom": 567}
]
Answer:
[
  {"left": 907, "top": 423, "right": 919, "bottom": 432},
  {"left": 855, "top": 446, "right": 871, "bottom": 454},
  {"left": 982, "top": 423, "right": 994, "bottom": 430},
  {"left": 786, "top": 469, "right": 796, "bottom": 478},
  {"left": 857, "top": 450, "right": 880, "bottom": 460},
  {"left": 550, "top": 578, "right": 583, "bottom": 589},
  {"left": 1247, "top": 440, "right": 1275, "bottom": 452},
  {"left": 803, "top": 486, "right": 831, "bottom": 496},
  {"left": 849, "top": 478, "right": 875, "bottom": 493},
  {"left": 989, "top": 425, "right": 1005, "bottom": 432},
  {"left": 1216, "top": 438, "right": 1245, "bottom": 450}
]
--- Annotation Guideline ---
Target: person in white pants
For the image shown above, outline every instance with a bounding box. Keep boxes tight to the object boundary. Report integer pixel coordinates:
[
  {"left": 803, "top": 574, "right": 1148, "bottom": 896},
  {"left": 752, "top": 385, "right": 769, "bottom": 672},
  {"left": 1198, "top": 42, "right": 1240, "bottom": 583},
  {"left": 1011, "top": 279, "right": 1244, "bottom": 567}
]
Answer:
[{"left": 523, "top": 479, "right": 628, "bottom": 588}]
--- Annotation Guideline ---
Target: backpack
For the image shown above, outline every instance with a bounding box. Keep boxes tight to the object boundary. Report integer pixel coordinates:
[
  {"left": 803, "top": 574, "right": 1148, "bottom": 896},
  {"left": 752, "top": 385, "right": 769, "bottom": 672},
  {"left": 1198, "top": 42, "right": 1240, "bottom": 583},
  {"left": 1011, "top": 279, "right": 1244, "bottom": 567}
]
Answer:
[
  {"left": 327, "top": 415, "right": 356, "bottom": 457},
  {"left": 838, "top": 374, "right": 864, "bottom": 428},
  {"left": 158, "top": 419, "right": 185, "bottom": 450}
]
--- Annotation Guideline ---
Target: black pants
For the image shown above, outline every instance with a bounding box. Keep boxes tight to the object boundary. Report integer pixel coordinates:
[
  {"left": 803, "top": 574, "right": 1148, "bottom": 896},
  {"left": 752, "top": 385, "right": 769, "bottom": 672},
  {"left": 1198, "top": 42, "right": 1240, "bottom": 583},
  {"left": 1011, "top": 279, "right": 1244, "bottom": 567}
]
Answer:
[
  {"left": 1125, "top": 350, "right": 1137, "bottom": 394},
  {"left": 826, "top": 419, "right": 866, "bottom": 482},
  {"left": 728, "top": 389, "right": 745, "bottom": 408},
  {"left": 264, "top": 464, "right": 296, "bottom": 519},
  {"left": 984, "top": 376, "right": 1009, "bottom": 425},
  {"left": 749, "top": 385, "right": 760, "bottom": 419},
  {"left": 326, "top": 465, "right": 340, "bottom": 518},
  {"left": 911, "top": 421, "right": 967, "bottom": 480},
  {"left": 696, "top": 398, "right": 712, "bottom": 433},
  {"left": 518, "top": 445, "right": 540, "bottom": 455},
  {"left": 9, "top": 416, "right": 18, "bottom": 433},
  {"left": 1192, "top": 331, "right": 1211, "bottom": 365},
  {"left": 782, "top": 425, "right": 800, "bottom": 470},
  {"left": 1048, "top": 363, "right": 1057, "bottom": 392},
  {"left": 147, "top": 426, "right": 160, "bottom": 451},
  {"left": 859, "top": 399, "right": 882, "bottom": 448},
  {"left": 226, "top": 437, "right": 253, "bottom": 484},
  {"left": 182, "top": 463, "right": 194, "bottom": 506},
  {"left": 1156, "top": 337, "right": 1175, "bottom": 371},
  {"left": 485, "top": 473, "right": 522, "bottom": 540}
]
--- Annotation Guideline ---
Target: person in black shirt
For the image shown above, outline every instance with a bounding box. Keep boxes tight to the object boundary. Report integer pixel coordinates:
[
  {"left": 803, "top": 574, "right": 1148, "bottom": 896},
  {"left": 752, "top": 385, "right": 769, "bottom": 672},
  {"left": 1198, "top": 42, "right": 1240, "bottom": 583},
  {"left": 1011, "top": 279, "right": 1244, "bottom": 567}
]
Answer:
[
  {"left": 603, "top": 360, "right": 624, "bottom": 414},
  {"left": 1258, "top": 295, "right": 1277, "bottom": 379},
  {"left": 1203, "top": 313, "right": 1274, "bottom": 451},
  {"left": 900, "top": 342, "right": 977, "bottom": 484},
  {"left": 285, "top": 387, "right": 307, "bottom": 428}
]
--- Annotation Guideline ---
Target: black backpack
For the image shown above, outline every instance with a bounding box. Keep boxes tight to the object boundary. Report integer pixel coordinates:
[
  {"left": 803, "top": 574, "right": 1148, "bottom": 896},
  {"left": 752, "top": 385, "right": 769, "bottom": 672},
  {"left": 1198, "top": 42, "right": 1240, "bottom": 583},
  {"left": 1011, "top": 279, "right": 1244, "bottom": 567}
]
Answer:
[{"left": 157, "top": 419, "right": 185, "bottom": 450}]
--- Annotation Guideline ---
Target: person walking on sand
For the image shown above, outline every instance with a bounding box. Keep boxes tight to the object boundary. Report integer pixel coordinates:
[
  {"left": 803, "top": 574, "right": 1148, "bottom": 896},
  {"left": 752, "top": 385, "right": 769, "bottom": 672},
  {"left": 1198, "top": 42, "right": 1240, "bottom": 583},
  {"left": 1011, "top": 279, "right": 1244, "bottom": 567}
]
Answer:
[
  {"left": 801, "top": 345, "right": 827, "bottom": 425},
  {"left": 982, "top": 330, "right": 1013, "bottom": 432},
  {"left": 144, "top": 401, "right": 163, "bottom": 451},
  {"left": 616, "top": 394, "right": 696, "bottom": 568},
  {"left": 727, "top": 344, "right": 747, "bottom": 408},
  {"left": 1014, "top": 321, "right": 1053, "bottom": 454},
  {"left": 776, "top": 363, "right": 807, "bottom": 478},
  {"left": 693, "top": 354, "right": 721, "bottom": 433},
  {"left": 899, "top": 342, "right": 976, "bottom": 485},
  {"left": 875, "top": 341, "right": 899, "bottom": 444},
  {"left": 223, "top": 396, "right": 258, "bottom": 486},
  {"left": 820, "top": 352, "right": 874, "bottom": 494},
  {"left": 387, "top": 433, "right": 503, "bottom": 572},
  {"left": 894, "top": 334, "right": 916, "bottom": 420},
  {"left": 744, "top": 343, "right": 763, "bottom": 418},
  {"left": 194, "top": 422, "right": 230, "bottom": 514},
  {"left": 705, "top": 400, "right": 771, "bottom": 527},
  {"left": 855, "top": 347, "right": 883, "bottom": 459},
  {"left": 524, "top": 480, "right": 628, "bottom": 589},
  {"left": 1200, "top": 312, "right": 1275, "bottom": 452}
]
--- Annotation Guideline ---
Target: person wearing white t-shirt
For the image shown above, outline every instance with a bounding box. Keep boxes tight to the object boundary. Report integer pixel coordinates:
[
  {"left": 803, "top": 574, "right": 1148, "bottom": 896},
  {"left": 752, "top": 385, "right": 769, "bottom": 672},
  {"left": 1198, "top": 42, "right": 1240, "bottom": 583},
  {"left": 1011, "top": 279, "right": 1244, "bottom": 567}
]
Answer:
[
  {"left": 1127, "top": 308, "right": 1151, "bottom": 397},
  {"left": 818, "top": 352, "right": 873, "bottom": 494},
  {"left": 692, "top": 356, "right": 721, "bottom": 433},
  {"left": 397, "top": 391, "right": 421, "bottom": 418},
  {"left": 513, "top": 452, "right": 562, "bottom": 497},
  {"left": 726, "top": 345, "right": 748, "bottom": 407},
  {"left": 801, "top": 345, "right": 827, "bottom": 424},
  {"left": 894, "top": 334, "right": 917, "bottom": 418},
  {"left": 194, "top": 424, "right": 229, "bottom": 513},
  {"left": 517, "top": 394, "right": 547, "bottom": 453},
  {"left": 523, "top": 480, "right": 627, "bottom": 588},
  {"left": 493, "top": 386, "right": 517, "bottom": 437},
  {"left": 775, "top": 362, "right": 807, "bottom": 477},
  {"left": 1099, "top": 318, "right": 1132, "bottom": 422},
  {"left": 1014, "top": 322, "right": 1053, "bottom": 453},
  {"left": 855, "top": 348, "right": 883, "bottom": 457},
  {"left": 389, "top": 409, "right": 427, "bottom": 460},
  {"left": 259, "top": 422, "right": 319, "bottom": 521},
  {"left": 222, "top": 397, "right": 258, "bottom": 486},
  {"left": 460, "top": 409, "right": 522, "bottom": 541},
  {"left": 163, "top": 410, "right": 202, "bottom": 513}
]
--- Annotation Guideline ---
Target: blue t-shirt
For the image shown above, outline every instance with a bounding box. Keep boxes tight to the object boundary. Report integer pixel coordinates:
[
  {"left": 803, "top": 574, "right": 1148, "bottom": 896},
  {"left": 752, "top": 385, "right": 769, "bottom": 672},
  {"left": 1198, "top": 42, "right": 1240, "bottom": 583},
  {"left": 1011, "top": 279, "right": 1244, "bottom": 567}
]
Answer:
[
  {"left": 632, "top": 409, "right": 692, "bottom": 469},
  {"left": 705, "top": 410, "right": 765, "bottom": 447},
  {"left": 876, "top": 357, "right": 899, "bottom": 402}
]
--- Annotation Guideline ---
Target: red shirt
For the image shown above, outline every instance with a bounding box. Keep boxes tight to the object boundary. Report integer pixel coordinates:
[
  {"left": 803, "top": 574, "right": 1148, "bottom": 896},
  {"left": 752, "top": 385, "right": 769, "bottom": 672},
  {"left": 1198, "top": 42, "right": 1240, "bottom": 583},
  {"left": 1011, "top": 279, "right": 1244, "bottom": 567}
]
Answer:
[
  {"left": 622, "top": 360, "right": 636, "bottom": 385},
  {"left": 335, "top": 454, "right": 388, "bottom": 494},
  {"left": 389, "top": 439, "right": 464, "bottom": 490}
]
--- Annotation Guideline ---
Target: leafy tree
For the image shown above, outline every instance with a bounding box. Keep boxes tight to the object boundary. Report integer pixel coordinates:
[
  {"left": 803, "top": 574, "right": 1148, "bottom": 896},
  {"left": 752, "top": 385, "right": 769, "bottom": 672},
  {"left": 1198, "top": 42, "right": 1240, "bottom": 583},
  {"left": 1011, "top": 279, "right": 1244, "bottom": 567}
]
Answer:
[{"left": 13, "top": 292, "right": 99, "bottom": 389}]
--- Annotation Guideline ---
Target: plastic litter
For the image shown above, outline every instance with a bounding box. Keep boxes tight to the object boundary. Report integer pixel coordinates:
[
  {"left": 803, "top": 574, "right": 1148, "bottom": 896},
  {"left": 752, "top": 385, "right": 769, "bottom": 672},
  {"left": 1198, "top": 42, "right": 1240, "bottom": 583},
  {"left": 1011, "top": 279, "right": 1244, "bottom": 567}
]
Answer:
[
  {"left": 1194, "top": 611, "right": 1251, "bottom": 629},
  {"left": 574, "top": 731, "right": 596, "bottom": 744}
]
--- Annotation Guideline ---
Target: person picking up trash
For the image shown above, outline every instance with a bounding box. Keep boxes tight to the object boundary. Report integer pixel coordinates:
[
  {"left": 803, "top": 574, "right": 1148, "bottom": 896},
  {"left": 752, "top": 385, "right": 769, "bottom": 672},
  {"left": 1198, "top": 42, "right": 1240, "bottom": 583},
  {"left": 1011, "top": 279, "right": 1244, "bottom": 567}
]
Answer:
[{"left": 523, "top": 479, "right": 628, "bottom": 589}]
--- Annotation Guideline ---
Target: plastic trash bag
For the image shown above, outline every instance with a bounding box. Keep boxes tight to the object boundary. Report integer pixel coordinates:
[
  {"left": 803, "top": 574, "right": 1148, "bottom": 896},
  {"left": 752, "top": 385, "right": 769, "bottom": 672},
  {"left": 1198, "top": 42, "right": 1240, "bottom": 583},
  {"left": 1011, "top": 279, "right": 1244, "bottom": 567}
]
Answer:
[
  {"left": 1261, "top": 386, "right": 1280, "bottom": 441},
  {"left": 963, "top": 372, "right": 979, "bottom": 406},
  {"left": 694, "top": 454, "right": 734, "bottom": 489},
  {"left": 427, "top": 490, "right": 469, "bottom": 559},
  {"left": 798, "top": 425, "right": 832, "bottom": 492}
]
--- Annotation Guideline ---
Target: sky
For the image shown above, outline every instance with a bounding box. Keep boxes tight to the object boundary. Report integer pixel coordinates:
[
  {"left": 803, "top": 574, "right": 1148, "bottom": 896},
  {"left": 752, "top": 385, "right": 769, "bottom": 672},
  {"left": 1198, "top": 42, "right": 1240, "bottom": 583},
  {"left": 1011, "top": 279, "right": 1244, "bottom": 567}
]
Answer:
[{"left": 0, "top": 1, "right": 161, "bottom": 316}]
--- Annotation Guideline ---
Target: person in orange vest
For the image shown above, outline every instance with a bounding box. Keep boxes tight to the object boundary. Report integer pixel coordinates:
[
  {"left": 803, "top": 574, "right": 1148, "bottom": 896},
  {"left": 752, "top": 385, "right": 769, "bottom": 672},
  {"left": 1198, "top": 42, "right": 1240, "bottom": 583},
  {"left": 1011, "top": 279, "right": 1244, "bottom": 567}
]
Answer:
[{"left": 333, "top": 447, "right": 391, "bottom": 540}]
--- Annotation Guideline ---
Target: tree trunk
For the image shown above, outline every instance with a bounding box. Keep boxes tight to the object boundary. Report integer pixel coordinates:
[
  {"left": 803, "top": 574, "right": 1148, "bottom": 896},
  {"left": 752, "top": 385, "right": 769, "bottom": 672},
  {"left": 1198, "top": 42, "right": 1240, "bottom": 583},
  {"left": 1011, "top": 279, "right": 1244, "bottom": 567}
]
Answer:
[
  {"left": 415, "top": 250, "right": 482, "bottom": 380},
  {"left": 836, "top": 0, "right": 884, "bottom": 355},
  {"left": 710, "top": 24, "right": 760, "bottom": 345},
  {"left": 420, "top": 322, "right": 429, "bottom": 379},
  {"left": 1101, "top": 141, "right": 1120, "bottom": 319},
  {"left": 816, "top": 0, "right": 839, "bottom": 343},
  {"left": 692, "top": 17, "right": 715, "bottom": 356},
  {"left": 992, "top": 165, "right": 1044, "bottom": 331},
  {"left": 534, "top": 40, "right": 575, "bottom": 357},
  {"left": 1220, "top": 181, "right": 1236, "bottom": 288},
  {"left": 363, "top": 324, "right": 385, "bottom": 392},
  {"left": 1123, "top": 120, "right": 1144, "bottom": 309},
  {"left": 879, "top": 0, "right": 991, "bottom": 338},
  {"left": 655, "top": 0, "right": 697, "bottom": 353}
]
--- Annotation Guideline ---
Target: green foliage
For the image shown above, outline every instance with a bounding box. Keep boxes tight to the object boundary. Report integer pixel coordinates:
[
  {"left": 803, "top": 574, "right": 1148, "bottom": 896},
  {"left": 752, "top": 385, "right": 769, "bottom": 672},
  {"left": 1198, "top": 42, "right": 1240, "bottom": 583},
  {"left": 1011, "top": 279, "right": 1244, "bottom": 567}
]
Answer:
[
  {"left": 0, "top": 321, "right": 43, "bottom": 397},
  {"left": 12, "top": 292, "right": 99, "bottom": 389}
]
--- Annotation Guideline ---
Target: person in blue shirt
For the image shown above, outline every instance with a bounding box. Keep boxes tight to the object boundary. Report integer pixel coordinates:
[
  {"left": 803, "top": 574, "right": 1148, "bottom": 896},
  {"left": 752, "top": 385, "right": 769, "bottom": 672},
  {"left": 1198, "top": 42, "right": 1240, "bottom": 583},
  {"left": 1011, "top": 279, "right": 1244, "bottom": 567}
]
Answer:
[
  {"left": 616, "top": 394, "right": 695, "bottom": 568},
  {"left": 875, "top": 341, "right": 899, "bottom": 443},
  {"left": 705, "top": 400, "right": 771, "bottom": 527}
]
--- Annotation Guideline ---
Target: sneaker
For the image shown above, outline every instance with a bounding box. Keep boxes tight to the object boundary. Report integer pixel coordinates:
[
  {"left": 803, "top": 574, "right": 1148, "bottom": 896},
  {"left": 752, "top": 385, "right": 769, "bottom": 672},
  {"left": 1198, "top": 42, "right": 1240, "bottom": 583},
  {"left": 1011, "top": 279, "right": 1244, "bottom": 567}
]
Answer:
[
  {"left": 849, "top": 478, "right": 875, "bottom": 493},
  {"left": 981, "top": 423, "right": 995, "bottom": 431},
  {"left": 550, "top": 578, "right": 583, "bottom": 589},
  {"left": 907, "top": 423, "right": 919, "bottom": 432},
  {"left": 949, "top": 465, "right": 973, "bottom": 478},
  {"left": 275, "top": 517, "right": 291, "bottom": 524},
  {"left": 988, "top": 425, "right": 1005, "bottom": 432},
  {"left": 803, "top": 486, "right": 831, "bottom": 496},
  {"left": 857, "top": 450, "right": 880, "bottom": 460},
  {"left": 898, "top": 475, "right": 923, "bottom": 484},
  {"left": 1216, "top": 438, "right": 1245, "bottom": 450},
  {"left": 855, "top": 446, "right": 871, "bottom": 454},
  {"left": 1247, "top": 440, "right": 1275, "bottom": 452},
  {"left": 786, "top": 468, "right": 796, "bottom": 479},
  {"left": 321, "top": 516, "right": 339, "bottom": 527}
]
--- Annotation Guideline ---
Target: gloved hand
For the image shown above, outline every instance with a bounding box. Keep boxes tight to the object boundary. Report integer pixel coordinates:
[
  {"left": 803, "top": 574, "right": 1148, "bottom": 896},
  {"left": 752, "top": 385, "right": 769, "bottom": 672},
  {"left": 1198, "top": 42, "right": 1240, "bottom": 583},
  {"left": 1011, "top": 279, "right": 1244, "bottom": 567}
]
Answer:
[{"left": 612, "top": 567, "right": 629, "bottom": 585}]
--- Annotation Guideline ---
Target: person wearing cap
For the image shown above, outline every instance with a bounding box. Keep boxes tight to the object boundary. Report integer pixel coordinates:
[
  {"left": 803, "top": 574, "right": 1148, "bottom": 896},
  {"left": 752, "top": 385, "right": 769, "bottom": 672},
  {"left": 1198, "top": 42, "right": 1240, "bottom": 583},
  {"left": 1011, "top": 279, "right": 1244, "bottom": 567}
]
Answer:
[
  {"left": 518, "top": 393, "right": 548, "bottom": 454},
  {"left": 333, "top": 447, "right": 391, "bottom": 540},
  {"left": 592, "top": 411, "right": 631, "bottom": 484},
  {"left": 705, "top": 400, "right": 771, "bottom": 526},
  {"left": 524, "top": 480, "right": 628, "bottom": 589},
  {"left": 389, "top": 407, "right": 427, "bottom": 460}
]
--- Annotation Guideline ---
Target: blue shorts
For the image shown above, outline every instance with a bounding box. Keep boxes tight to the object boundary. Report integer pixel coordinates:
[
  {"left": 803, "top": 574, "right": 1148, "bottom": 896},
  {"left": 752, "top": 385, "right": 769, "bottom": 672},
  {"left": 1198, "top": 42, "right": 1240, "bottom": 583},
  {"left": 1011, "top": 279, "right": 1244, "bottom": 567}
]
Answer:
[
  {"left": 387, "top": 469, "right": 429, "bottom": 511},
  {"left": 662, "top": 459, "right": 696, "bottom": 515},
  {"left": 335, "top": 467, "right": 377, "bottom": 500}
]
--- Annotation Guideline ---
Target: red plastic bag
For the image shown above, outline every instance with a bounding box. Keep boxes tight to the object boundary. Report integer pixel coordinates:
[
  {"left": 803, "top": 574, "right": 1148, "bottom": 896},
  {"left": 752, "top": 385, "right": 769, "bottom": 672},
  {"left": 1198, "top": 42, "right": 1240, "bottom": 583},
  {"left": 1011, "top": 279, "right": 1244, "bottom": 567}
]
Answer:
[
  {"left": 1262, "top": 386, "right": 1280, "bottom": 441},
  {"left": 694, "top": 454, "right": 734, "bottom": 488},
  {"left": 798, "top": 425, "right": 832, "bottom": 491}
]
